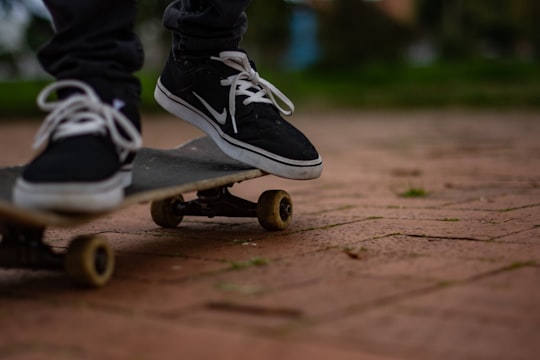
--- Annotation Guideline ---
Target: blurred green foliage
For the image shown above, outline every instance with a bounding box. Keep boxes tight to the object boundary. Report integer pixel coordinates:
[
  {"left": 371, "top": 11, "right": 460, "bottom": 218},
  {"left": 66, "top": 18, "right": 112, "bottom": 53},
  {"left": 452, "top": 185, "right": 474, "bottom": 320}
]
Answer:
[
  {"left": 4, "top": 0, "right": 540, "bottom": 68},
  {"left": 416, "top": 0, "right": 540, "bottom": 59},
  {"left": 241, "top": 1, "right": 291, "bottom": 68},
  {"left": 318, "top": 0, "right": 415, "bottom": 66},
  {"left": 4, "top": 60, "right": 539, "bottom": 118}
]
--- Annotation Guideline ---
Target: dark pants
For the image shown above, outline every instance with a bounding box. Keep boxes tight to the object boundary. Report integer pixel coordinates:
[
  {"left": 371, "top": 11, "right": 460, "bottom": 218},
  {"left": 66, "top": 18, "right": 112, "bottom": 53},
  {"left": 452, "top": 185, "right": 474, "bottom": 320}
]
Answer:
[{"left": 38, "top": 0, "right": 250, "bottom": 111}]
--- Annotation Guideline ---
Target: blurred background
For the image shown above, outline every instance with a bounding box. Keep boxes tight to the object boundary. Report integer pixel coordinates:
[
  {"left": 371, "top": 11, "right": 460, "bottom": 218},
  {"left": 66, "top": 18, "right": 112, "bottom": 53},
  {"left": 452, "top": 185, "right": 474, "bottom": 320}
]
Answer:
[{"left": 1, "top": 0, "right": 539, "bottom": 116}]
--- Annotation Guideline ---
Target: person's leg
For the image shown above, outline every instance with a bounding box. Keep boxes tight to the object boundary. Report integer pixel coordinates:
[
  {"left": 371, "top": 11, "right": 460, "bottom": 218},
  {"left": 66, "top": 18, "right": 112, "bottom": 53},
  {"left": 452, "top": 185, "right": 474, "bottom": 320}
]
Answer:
[
  {"left": 156, "top": 0, "right": 323, "bottom": 180},
  {"left": 163, "top": 0, "right": 248, "bottom": 54},
  {"left": 38, "top": 0, "right": 143, "bottom": 125},
  {"left": 14, "top": 0, "right": 143, "bottom": 212}
]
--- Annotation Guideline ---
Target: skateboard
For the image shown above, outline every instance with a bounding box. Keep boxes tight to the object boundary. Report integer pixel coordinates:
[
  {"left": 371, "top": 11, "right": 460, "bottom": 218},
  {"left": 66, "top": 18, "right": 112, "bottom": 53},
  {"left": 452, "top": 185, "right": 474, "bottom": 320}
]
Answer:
[{"left": 0, "top": 137, "right": 293, "bottom": 287}]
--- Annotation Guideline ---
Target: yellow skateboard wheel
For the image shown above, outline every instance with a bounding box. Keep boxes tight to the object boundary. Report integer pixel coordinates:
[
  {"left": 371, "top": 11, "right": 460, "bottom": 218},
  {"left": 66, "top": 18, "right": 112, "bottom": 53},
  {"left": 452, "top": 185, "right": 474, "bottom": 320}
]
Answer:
[
  {"left": 150, "top": 195, "right": 184, "bottom": 228},
  {"left": 257, "top": 190, "right": 293, "bottom": 231},
  {"left": 64, "top": 235, "right": 114, "bottom": 287}
]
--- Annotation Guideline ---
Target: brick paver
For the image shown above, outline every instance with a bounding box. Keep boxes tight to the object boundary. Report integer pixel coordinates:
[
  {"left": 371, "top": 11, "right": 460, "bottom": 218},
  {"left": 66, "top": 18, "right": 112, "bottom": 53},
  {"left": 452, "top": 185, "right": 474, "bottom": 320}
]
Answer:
[{"left": 1, "top": 110, "right": 539, "bottom": 360}]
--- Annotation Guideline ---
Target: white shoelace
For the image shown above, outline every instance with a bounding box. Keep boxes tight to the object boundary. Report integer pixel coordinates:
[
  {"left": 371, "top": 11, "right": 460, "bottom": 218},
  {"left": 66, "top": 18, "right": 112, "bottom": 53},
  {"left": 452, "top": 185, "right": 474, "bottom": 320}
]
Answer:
[
  {"left": 34, "top": 80, "right": 142, "bottom": 162},
  {"left": 211, "top": 51, "right": 295, "bottom": 134}
]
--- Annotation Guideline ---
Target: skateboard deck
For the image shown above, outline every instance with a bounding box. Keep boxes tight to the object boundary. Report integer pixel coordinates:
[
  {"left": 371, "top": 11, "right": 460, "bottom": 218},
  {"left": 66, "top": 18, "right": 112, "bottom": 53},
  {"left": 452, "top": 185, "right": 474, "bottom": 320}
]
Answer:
[
  {"left": 0, "top": 136, "right": 265, "bottom": 227},
  {"left": 0, "top": 136, "right": 293, "bottom": 287}
]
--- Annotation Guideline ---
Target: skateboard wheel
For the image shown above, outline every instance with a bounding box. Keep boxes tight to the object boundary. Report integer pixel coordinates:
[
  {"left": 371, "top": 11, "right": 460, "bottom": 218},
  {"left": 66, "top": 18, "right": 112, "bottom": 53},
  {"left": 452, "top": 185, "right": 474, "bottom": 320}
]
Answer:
[
  {"left": 64, "top": 235, "right": 114, "bottom": 288},
  {"left": 150, "top": 195, "right": 184, "bottom": 228},
  {"left": 257, "top": 190, "right": 293, "bottom": 231}
]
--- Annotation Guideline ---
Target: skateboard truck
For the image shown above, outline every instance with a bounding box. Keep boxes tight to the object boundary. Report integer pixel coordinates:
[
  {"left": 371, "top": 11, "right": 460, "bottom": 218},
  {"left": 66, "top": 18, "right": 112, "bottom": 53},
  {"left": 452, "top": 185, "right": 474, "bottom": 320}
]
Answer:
[
  {"left": 179, "top": 187, "right": 258, "bottom": 218},
  {"left": 0, "top": 221, "right": 114, "bottom": 288},
  {"left": 0, "top": 224, "right": 62, "bottom": 270},
  {"left": 150, "top": 185, "right": 293, "bottom": 231}
]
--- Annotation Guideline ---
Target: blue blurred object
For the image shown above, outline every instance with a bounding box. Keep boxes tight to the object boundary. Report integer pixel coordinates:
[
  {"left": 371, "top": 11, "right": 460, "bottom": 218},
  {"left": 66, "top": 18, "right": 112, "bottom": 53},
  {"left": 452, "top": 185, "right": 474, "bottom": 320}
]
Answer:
[{"left": 283, "top": 5, "right": 321, "bottom": 70}]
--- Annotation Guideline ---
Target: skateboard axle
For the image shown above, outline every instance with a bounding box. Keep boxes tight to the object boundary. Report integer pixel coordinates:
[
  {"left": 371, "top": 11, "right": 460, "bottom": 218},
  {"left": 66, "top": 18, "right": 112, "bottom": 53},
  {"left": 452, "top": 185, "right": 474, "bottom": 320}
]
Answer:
[
  {"left": 176, "top": 186, "right": 257, "bottom": 218},
  {"left": 0, "top": 223, "right": 63, "bottom": 270}
]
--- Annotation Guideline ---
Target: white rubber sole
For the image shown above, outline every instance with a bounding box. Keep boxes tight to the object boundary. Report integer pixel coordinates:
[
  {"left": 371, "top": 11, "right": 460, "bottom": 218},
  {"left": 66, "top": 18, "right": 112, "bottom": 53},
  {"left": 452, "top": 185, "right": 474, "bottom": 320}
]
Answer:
[
  {"left": 13, "top": 172, "right": 129, "bottom": 213},
  {"left": 155, "top": 79, "right": 322, "bottom": 180}
]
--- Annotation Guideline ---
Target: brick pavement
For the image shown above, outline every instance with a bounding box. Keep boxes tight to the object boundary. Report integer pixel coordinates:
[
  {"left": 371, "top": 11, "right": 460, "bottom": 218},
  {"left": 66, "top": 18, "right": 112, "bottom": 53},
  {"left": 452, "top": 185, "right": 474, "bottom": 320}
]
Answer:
[{"left": 0, "top": 110, "right": 539, "bottom": 360}]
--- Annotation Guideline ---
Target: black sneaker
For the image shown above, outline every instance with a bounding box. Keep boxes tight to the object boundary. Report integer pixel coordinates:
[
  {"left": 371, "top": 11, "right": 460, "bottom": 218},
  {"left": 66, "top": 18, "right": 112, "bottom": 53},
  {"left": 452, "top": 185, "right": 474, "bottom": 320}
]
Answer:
[
  {"left": 13, "top": 80, "right": 142, "bottom": 212},
  {"left": 154, "top": 50, "right": 323, "bottom": 180}
]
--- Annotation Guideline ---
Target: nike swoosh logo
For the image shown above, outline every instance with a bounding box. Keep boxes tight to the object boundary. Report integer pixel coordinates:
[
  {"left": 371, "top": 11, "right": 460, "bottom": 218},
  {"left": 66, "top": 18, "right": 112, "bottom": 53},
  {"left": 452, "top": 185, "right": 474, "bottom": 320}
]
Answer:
[
  {"left": 193, "top": 92, "right": 227, "bottom": 125},
  {"left": 112, "top": 98, "right": 126, "bottom": 111}
]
